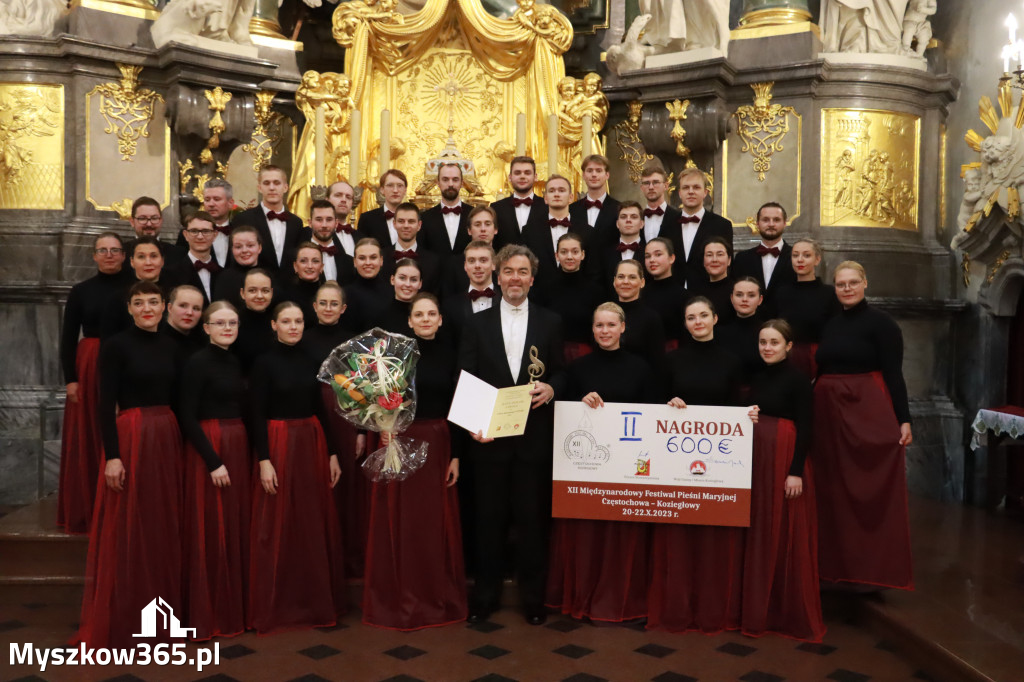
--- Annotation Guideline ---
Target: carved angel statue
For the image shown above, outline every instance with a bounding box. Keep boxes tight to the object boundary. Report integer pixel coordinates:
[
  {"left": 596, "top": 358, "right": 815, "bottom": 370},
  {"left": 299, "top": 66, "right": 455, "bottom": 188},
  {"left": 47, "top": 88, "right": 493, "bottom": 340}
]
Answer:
[
  {"left": 606, "top": 13, "right": 652, "bottom": 75},
  {"left": 821, "top": 0, "right": 915, "bottom": 54},
  {"left": 900, "top": 0, "right": 935, "bottom": 57},
  {"left": 333, "top": 0, "right": 404, "bottom": 46},
  {"left": 638, "top": 0, "right": 730, "bottom": 53},
  {"left": 151, "top": 0, "right": 255, "bottom": 49},
  {"left": 0, "top": 0, "right": 66, "bottom": 36},
  {"left": 955, "top": 167, "right": 983, "bottom": 233},
  {"left": 514, "top": 0, "right": 572, "bottom": 50}
]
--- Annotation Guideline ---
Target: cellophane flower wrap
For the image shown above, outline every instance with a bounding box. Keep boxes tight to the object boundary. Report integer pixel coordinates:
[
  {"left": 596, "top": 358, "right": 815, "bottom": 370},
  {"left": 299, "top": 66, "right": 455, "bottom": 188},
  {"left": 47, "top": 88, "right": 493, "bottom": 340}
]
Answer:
[{"left": 317, "top": 328, "right": 427, "bottom": 482}]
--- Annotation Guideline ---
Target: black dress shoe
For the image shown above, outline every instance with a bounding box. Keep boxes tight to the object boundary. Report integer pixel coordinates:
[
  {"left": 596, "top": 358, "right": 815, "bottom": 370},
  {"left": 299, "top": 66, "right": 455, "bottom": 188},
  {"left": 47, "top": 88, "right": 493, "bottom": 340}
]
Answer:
[
  {"left": 467, "top": 606, "right": 495, "bottom": 624},
  {"left": 525, "top": 611, "right": 547, "bottom": 626}
]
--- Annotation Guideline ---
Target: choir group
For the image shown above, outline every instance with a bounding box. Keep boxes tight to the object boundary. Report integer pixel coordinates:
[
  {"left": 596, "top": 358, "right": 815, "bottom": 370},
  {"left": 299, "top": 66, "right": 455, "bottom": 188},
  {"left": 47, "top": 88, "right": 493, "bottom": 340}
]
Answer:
[{"left": 57, "top": 154, "right": 913, "bottom": 648}]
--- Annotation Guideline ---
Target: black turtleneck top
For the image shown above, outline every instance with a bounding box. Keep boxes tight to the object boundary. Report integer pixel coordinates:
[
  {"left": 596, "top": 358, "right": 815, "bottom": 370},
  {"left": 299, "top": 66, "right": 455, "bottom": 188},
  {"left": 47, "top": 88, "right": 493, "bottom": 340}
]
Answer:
[
  {"left": 642, "top": 276, "right": 689, "bottom": 342},
  {"left": 537, "top": 269, "right": 604, "bottom": 344},
  {"left": 179, "top": 345, "right": 247, "bottom": 471},
  {"left": 749, "top": 360, "right": 812, "bottom": 476},
  {"left": 99, "top": 325, "right": 182, "bottom": 460},
  {"left": 413, "top": 336, "right": 458, "bottom": 420},
  {"left": 345, "top": 275, "right": 391, "bottom": 332},
  {"left": 557, "top": 347, "right": 656, "bottom": 403},
  {"left": 619, "top": 298, "right": 666, "bottom": 361},
  {"left": 693, "top": 276, "right": 735, "bottom": 326},
  {"left": 250, "top": 340, "right": 332, "bottom": 461},
  {"left": 775, "top": 279, "right": 842, "bottom": 343},
  {"left": 284, "top": 277, "right": 323, "bottom": 326},
  {"left": 232, "top": 307, "right": 275, "bottom": 373},
  {"left": 302, "top": 320, "right": 356, "bottom": 365},
  {"left": 717, "top": 312, "right": 767, "bottom": 381},
  {"left": 379, "top": 297, "right": 414, "bottom": 335},
  {"left": 160, "top": 322, "right": 205, "bottom": 357},
  {"left": 61, "top": 269, "right": 129, "bottom": 383},
  {"left": 663, "top": 337, "right": 742, "bottom": 406},
  {"left": 815, "top": 299, "right": 911, "bottom": 424}
]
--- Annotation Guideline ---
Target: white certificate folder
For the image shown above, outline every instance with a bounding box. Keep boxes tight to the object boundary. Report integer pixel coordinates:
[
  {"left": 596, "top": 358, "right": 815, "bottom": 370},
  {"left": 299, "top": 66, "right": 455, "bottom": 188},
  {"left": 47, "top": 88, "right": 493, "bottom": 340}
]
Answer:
[{"left": 447, "top": 370, "right": 533, "bottom": 438}]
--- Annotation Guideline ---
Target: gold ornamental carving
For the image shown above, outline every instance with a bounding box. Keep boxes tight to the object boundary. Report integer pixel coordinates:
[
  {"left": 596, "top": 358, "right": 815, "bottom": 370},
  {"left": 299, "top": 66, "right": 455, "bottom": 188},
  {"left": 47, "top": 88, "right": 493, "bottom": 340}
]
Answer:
[
  {"left": 732, "top": 82, "right": 795, "bottom": 182},
  {"left": 200, "top": 87, "right": 233, "bottom": 165},
  {"left": 557, "top": 73, "right": 608, "bottom": 186},
  {"left": 243, "top": 90, "right": 288, "bottom": 172},
  {"left": 614, "top": 100, "right": 653, "bottom": 184},
  {"left": 290, "top": 72, "right": 356, "bottom": 212},
  {"left": 988, "top": 249, "right": 1011, "bottom": 284},
  {"left": 88, "top": 65, "right": 163, "bottom": 162},
  {"left": 665, "top": 99, "right": 690, "bottom": 158},
  {"left": 0, "top": 83, "right": 64, "bottom": 210},
  {"left": 820, "top": 108, "right": 920, "bottom": 230},
  {"left": 109, "top": 198, "right": 134, "bottom": 220}
]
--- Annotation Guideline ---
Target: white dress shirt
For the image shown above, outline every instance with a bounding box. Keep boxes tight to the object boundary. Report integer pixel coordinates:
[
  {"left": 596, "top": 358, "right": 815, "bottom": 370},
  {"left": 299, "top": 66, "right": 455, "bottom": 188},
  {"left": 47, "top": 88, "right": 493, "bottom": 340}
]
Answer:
[
  {"left": 442, "top": 201, "right": 463, "bottom": 249},
  {"left": 514, "top": 193, "right": 535, "bottom": 230},
  {"left": 262, "top": 203, "right": 286, "bottom": 266},
  {"left": 619, "top": 238, "right": 642, "bottom": 260},
  {"left": 500, "top": 297, "right": 529, "bottom": 382},
  {"left": 469, "top": 284, "right": 495, "bottom": 313},
  {"left": 761, "top": 239, "right": 784, "bottom": 285},
  {"left": 188, "top": 252, "right": 213, "bottom": 300},
  {"left": 548, "top": 214, "right": 569, "bottom": 259},
  {"left": 680, "top": 207, "right": 705, "bottom": 260},
  {"left": 585, "top": 192, "right": 607, "bottom": 227},
  {"left": 212, "top": 224, "right": 229, "bottom": 267},
  {"left": 643, "top": 201, "right": 668, "bottom": 243},
  {"left": 337, "top": 223, "right": 355, "bottom": 256},
  {"left": 316, "top": 240, "right": 337, "bottom": 282}
]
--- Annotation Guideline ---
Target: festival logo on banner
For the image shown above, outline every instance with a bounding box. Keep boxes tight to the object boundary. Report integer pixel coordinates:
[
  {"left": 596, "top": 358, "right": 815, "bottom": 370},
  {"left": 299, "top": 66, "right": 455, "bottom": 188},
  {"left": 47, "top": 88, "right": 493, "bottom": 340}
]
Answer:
[
  {"left": 689, "top": 460, "right": 707, "bottom": 476},
  {"left": 635, "top": 457, "right": 650, "bottom": 476}
]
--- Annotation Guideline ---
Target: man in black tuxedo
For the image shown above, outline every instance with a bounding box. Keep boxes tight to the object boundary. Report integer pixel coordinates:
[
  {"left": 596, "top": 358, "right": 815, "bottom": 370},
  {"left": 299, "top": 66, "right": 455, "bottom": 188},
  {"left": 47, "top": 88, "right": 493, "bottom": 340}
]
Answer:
[
  {"left": 459, "top": 243, "right": 563, "bottom": 626},
  {"left": 356, "top": 169, "right": 408, "bottom": 248},
  {"left": 490, "top": 156, "right": 547, "bottom": 249},
  {"left": 304, "top": 199, "right": 355, "bottom": 285},
  {"left": 441, "top": 206, "right": 500, "bottom": 297},
  {"left": 380, "top": 202, "right": 441, "bottom": 293},
  {"left": 569, "top": 153, "right": 621, "bottom": 248},
  {"left": 442, "top": 240, "right": 497, "bottom": 341},
  {"left": 595, "top": 201, "right": 645, "bottom": 295},
  {"left": 326, "top": 180, "right": 359, "bottom": 257},
  {"left": 421, "top": 162, "right": 472, "bottom": 261},
  {"left": 522, "top": 175, "right": 589, "bottom": 300},
  {"left": 125, "top": 196, "right": 185, "bottom": 266},
  {"left": 164, "top": 211, "right": 221, "bottom": 304},
  {"left": 640, "top": 164, "right": 681, "bottom": 248},
  {"left": 659, "top": 166, "right": 734, "bottom": 289},
  {"left": 730, "top": 201, "right": 796, "bottom": 317},
  {"left": 175, "top": 178, "right": 233, "bottom": 268},
  {"left": 230, "top": 165, "right": 304, "bottom": 276}
]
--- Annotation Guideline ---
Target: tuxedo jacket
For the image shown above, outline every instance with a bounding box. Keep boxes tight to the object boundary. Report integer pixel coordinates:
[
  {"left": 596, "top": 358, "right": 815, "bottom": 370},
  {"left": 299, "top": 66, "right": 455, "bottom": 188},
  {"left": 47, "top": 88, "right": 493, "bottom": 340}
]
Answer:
[
  {"left": 596, "top": 237, "right": 646, "bottom": 296},
  {"left": 231, "top": 206, "right": 304, "bottom": 275},
  {"left": 381, "top": 245, "right": 441, "bottom": 294},
  {"left": 174, "top": 225, "right": 230, "bottom": 267},
  {"left": 163, "top": 255, "right": 221, "bottom": 305},
  {"left": 569, "top": 194, "right": 622, "bottom": 248},
  {"left": 355, "top": 207, "right": 393, "bottom": 248},
  {"left": 299, "top": 228, "right": 356, "bottom": 286},
  {"left": 458, "top": 302, "right": 564, "bottom": 456},
  {"left": 656, "top": 208, "right": 732, "bottom": 289},
  {"left": 441, "top": 267, "right": 498, "bottom": 299},
  {"left": 441, "top": 289, "right": 498, "bottom": 343},
  {"left": 420, "top": 202, "right": 472, "bottom": 261},
  {"left": 731, "top": 241, "right": 797, "bottom": 316},
  {"left": 521, "top": 214, "right": 591, "bottom": 300},
  {"left": 491, "top": 194, "right": 547, "bottom": 250}
]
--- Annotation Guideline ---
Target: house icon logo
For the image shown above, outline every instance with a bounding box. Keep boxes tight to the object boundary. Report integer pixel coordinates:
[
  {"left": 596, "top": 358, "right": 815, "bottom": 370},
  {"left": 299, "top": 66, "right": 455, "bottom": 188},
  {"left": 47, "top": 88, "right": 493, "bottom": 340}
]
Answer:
[{"left": 133, "top": 597, "right": 196, "bottom": 638}]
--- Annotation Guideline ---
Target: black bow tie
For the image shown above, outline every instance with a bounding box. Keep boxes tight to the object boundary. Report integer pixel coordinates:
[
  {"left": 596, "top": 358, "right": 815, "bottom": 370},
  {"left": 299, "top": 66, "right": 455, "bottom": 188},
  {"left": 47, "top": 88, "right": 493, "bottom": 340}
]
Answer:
[
  {"left": 442, "top": 205, "right": 462, "bottom": 215},
  {"left": 384, "top": 209, "right": 395, "bottom": 221},
  {"left": 214, "top": 223, "right": 231, "bottom": 235},
  {"left": 513, "top": 196, "right": 533, "bottom": 207},
  {"left": 337, "top": 223, "right": 354, "bottom": 235},
  {"left": 194, "top": 259, "right": 221, "bottom": 273},
  {"left": 468, "top": 287, "right": 495, "bottom": 301},
  {"left": 266, "top": 210, "right": 288, "bottom": 221},
  {"left": 643, "top": 207, "right": 664, "bottom": 218}
]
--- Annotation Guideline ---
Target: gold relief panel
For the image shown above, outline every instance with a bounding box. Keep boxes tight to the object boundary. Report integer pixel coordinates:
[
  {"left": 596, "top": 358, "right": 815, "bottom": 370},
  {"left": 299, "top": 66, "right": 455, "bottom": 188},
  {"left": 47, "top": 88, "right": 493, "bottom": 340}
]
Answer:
[
  {"left": 86, "top": 82, "right": 171, "bottom": 214},
  {"left": 0, "top": 83, "right": 64, "bottom": 210},
  {"left": 820, "top": 108, "right": 920, "bottom": 231}
]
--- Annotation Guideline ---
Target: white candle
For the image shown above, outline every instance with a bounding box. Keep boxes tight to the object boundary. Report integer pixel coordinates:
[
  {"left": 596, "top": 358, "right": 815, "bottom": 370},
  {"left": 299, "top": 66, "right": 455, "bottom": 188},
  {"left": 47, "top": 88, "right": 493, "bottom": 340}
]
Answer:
[
  {"left": 582, "top": 113, "right": 593, "bottom": 159},
  {"left": 1008, "top": 13, "right": 1018, "bottom": 44},
  {"left": 516, "top": 112, "right": 526, "bottom": 157},
  {"left": 349, "top": 109, "right": 361, "bottom": 186},
  {"left": 1005, "top": 45, "right": 1012, "bottom": 74},
  {"left": 314, "top": 104, "right": 325, "bottom": 186},
  {"left": 547, "top": 113, "right": 558, "bottom": 177},
  {"left": 379, "top": 109, "right": 391, "bottom": 178}
]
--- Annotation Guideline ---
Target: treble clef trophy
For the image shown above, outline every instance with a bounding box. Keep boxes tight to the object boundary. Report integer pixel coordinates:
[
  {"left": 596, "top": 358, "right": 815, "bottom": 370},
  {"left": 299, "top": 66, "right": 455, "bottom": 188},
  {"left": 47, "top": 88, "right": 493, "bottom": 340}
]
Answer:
[{"left": 527, "top": 345, "right": 545, "bottom": 385}]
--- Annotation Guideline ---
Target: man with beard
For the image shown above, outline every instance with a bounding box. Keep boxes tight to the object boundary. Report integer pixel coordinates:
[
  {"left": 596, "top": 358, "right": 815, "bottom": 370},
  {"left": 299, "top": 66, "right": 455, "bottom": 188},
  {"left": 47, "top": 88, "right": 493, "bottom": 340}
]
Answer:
[
  {"left": 421, "top": 162, "right": 472, "bottom": 261},
  {"left": 304, "top": 199, "right": 355, "bottom": 284},
  {"left": 490, "top": 156, "right": 547, "bottom": 250},
  {"left": 125, "top": 196, "right": 185, "bottom": 265},
  {"left": 326, "top": 180, "right": 359, "bottom": 257},
  {"left": 730, "top": 202, "right": 795, "bottom": 317}
]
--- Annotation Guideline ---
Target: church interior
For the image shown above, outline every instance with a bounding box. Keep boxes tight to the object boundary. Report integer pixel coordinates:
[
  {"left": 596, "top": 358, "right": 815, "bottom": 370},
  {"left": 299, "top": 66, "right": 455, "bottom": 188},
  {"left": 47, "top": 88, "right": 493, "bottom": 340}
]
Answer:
[{"left": 2, "top": 0, "right": 1024, "bottom": 680}]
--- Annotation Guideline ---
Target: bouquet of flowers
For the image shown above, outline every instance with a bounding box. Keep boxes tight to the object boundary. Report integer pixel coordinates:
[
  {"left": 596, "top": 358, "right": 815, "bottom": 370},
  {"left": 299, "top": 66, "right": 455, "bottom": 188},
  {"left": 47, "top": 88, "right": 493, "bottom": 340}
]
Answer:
[{"left": 318, "top": 328, "right": 427, "bottom": 482}]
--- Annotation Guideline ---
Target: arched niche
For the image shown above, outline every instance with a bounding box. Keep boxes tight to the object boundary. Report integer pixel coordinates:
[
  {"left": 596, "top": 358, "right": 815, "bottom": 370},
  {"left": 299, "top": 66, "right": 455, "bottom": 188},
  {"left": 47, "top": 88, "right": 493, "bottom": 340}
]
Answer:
[{"left": 979, "top": 258, "right": 1024, "bottom": 317}]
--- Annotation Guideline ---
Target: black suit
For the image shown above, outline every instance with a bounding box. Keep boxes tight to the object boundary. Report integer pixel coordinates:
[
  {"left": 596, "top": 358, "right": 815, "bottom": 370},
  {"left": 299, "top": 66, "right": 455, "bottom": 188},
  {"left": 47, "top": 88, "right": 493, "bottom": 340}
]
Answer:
[
  {"left": 441, "top": 288, "right": 497, "bottom": 342},
  {"left": 731, "top": 241, "right": 797, "bottom": 317},
  {"left": 231, "top": 206, "right": 304, "bottom": 276},
  {"left": 163, "top": 254, "right": 221, "bottom": 305},
  {"left": 458, "top": 301, "right": 564, "bottom": 614},
  {"left": 569, "top": 194, "right": 621, "bottom": 249},
  {"left": 521, "top": 214, "right": 590, "bottom": 301},
  {"left": 174, "top": 224, "right": 231, "bottom": 267},
  {"left": 658, "top": 209, "right": 734, "bottom": 289},
  {"left": 381, "top": 244, "right": 441, "bottom": 294},
  {"left": 299, "top": 228, "right": 356, "bottom": 286},
  {"left": 491, "top": 194, "right": 547, "bottom": 250},
  {"left": 596, "top": 238, "right": 645, "bottom": 296},
  {"left": 356, "top": 207, "right": 394, "bottom": 248},
  {"left": 420, "top": 202, "right": 472, "bottom": 261}
]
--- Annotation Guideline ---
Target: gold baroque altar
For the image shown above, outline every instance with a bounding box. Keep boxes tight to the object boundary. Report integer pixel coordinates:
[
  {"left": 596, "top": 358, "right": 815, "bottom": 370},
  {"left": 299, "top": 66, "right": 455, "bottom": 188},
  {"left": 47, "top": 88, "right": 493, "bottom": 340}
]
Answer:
[{"left": 288, "top": 0, "right": 603, "bottom": 219}]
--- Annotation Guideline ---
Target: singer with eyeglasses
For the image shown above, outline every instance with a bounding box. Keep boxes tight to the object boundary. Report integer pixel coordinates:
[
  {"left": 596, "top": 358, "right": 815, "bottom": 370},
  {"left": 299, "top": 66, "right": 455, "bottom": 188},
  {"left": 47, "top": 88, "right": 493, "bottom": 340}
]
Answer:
[{"left": 165, "top": 211, "right": 223, "bottom": 305}]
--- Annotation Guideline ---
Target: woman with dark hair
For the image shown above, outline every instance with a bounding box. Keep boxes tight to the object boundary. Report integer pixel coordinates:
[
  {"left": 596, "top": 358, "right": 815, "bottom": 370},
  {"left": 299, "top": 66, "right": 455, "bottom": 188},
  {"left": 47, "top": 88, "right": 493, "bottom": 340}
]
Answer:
[
  {"left": 248, "top": 302, "right": 346, "bottom": 633},
  {"left": 58, "top": 232, "right": 128, "bottom": 534},
  {"left": 547, "top": 302, "right": 656, "bottom": 622},
  {"left": 286, "top": 242, "right": 326, "bottom": 324},
  {"left": 814, "top": 261, "right": 913, "bottom": 591},
  {"left": 693, "top": 236, "right": 735, "bottom": 325},
  {"left": 775, "top": 238, "right": 841, "bottom": 378},
  {"left": 362, "top": 293, "right": 467, "bottom": 629},
  {"left": 612, "top": 259, "right": 665, "bottom": 361},
  {"left": 539, "top": 233, "right": 602, "bottom": 363},
  {"left": 76, "top": 281, "right": 184, "bottom": 647},
  {"left": 717, "top": 277, "right": 767, "bottom": 383},
  {"left": 648, "top": 296, "right": 745, "bottom": 634},
  {"left": 232, "top": 268, "right": 276, "bottom": 373},
  {"left": 743, "top": 319, "right": 825, "bottom": 641},
  {"left": 100, "top": 236, "right": 167, "bottom": 338},
  {"left": 380, "top": 258, "right": 423, "bottom": 333},
  {"left": 179, "top": 301, "right": 250, "bottom": 641}
]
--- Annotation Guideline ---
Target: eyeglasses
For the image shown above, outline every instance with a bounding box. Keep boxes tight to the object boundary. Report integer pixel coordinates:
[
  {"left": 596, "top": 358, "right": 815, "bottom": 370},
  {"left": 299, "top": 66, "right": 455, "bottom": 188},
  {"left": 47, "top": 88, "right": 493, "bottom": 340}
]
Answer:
[
  {"left": 835, "top": 280, "right": 863, "bottom": 290},
  {"left": 133, "top": 216, "right": 161, "bottom": 223},
  {"left": 206, "top": 320, "right": 239, "bottom": 328},
  {"left": 186, "top": 228, "right": 216, "bottom": 238},
  {"left": 94, "top": 248, "right": 124, "bottom": 255}
]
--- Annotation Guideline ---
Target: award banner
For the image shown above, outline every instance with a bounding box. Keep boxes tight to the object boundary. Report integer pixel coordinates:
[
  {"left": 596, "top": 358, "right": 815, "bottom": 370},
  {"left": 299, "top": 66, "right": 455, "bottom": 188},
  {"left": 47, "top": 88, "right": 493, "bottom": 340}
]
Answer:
[{"left": 552, "top": 401, "right": 754, "bottom": 527}]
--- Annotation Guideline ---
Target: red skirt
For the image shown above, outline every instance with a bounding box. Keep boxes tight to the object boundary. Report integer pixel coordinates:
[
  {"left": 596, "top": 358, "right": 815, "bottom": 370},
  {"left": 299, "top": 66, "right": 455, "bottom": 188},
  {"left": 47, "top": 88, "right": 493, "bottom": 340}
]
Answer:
[
  {"left": 563, "top": 341, "right": 593, "bottom": 364},
  {"left": 183, "top": 419, "right": 250, "bottom": 641},
  {"left": 742, "top": 417, "right": 825, "bottom": 641},
  {"left": 74, "top": 407, "right": 184, "bottom": 648},
  {"left": 321, "top": 383, "right": 371, "bottom": 578},
  {"left": 57, "top": 338, "right": 102, "bottom": 534},
  {"left": 362, "top": 419, "right": 467, "bottom": 630},
  {"left": 789, "top": 342, "right": 819, "bottom": 380},
  {"left": 248, "top": 417, "right": 346, "bottom": 633},
  {"left": 546, "top": 519, "right": 650, "bottom": 621},
  {"left": 812, "top": 373, "right": 913, "bottom": 589}
]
